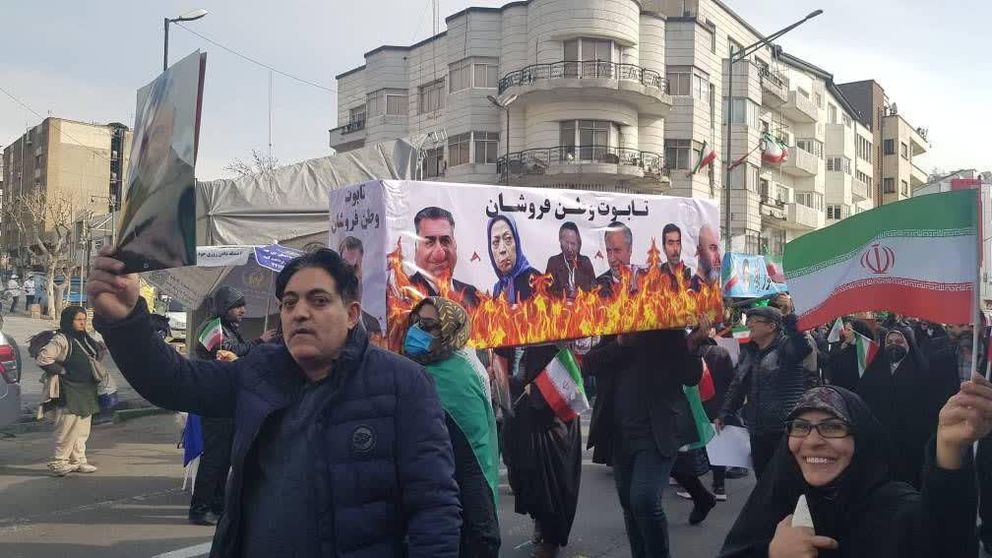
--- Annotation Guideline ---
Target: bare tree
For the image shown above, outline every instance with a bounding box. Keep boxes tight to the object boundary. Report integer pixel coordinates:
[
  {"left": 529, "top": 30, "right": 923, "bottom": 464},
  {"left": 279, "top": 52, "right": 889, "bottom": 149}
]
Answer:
[
  {"left": 223, "top": 149, "right": 279, "bottom": 180},
  {"left": 4, "top": 188, "right": 79, "bottom": 319}
]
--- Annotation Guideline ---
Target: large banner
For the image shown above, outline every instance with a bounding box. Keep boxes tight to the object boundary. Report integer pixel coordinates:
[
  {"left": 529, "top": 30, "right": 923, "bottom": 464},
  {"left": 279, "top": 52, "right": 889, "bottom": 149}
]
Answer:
[
  {"left": 329, "top": 180, "right": 724, "bottom": 349},
  {"left": 722, "top": 253, "right": 788, "bottom": 298}
]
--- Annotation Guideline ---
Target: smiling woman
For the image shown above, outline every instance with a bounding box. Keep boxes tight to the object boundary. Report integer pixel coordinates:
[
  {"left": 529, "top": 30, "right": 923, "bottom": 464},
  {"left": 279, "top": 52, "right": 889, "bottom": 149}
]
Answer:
[{"left": 719, "top": 385, "right": 987, "bottom": 558}]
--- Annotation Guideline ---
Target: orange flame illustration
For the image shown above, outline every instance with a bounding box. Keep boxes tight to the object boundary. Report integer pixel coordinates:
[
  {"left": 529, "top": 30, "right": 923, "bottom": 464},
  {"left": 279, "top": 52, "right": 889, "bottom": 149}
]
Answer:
[{"left": 385, "top": 239, "right": 723, "bottom": 350}]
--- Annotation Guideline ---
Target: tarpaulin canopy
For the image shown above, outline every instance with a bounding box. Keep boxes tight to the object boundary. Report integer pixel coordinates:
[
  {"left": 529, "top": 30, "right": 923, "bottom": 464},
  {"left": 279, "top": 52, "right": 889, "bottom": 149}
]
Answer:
[{"left": 195, "top": 139, "right": 418, "bottom": 246}]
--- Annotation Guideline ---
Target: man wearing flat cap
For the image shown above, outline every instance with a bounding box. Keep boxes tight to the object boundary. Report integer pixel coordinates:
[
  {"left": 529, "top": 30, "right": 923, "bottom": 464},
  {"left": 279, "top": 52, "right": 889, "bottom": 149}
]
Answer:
[{"left": 716, "top": 306, "right": 815, "bottom": 478}]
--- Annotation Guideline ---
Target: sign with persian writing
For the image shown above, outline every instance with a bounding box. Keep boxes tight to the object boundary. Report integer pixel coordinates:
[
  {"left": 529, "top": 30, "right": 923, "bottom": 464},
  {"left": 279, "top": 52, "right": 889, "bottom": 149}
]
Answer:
[{"left": 329, "top": 180, "right": 724, "bottom": 349}]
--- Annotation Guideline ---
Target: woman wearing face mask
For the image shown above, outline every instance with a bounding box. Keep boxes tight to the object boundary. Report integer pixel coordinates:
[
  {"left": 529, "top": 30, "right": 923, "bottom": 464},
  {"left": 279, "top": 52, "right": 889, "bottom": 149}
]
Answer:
[
  {"left": 720, "top": 383, "right": 988, "bottom": 558},
  {"left": 856, "top": 327, "right": 960, "bottom": 489},
  {"left": 487, "top": 215, "right": 540, "bottom": 304},
  {"left": 403, "top": 297, "right": 501, "bottom": 558}
]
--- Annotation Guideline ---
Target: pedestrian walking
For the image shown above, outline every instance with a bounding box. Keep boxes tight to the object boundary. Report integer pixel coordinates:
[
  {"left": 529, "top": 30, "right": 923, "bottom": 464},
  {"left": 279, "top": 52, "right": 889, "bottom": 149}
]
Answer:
[
  {"left": 187, "top": 286, "right": 277, "bottom": 526},
  {"left": 719, "top": 383, "right": 989, "bottom": 558},
  {"left": 404, "top": 297, "right": 501, "bottom": 558},
  {"left": 35, "top": 306, "right": 106, "bottom": 476},
  {"left": 716, "top": 307, "right": 813, "bottom": 478},
  {"left": 856, "top": 327, "right": 958, "bottom": 489},
  {"left": 87, "top": 248, "right": 462, "bottom": 557},
  {"left": 499, "top": 343, "right": 583, "bottom": 558},
  {"left": 583, "top": 317, "right": 711, "bottom": 558},
  {"left": 23, "top": 275, "right": 36, "bottom": 312},
  {"left": 696, "top": 335, "right": 736, "bottom": 501},
  {"left": 6, "top": 274, "right": 21, "bottom": 314}
]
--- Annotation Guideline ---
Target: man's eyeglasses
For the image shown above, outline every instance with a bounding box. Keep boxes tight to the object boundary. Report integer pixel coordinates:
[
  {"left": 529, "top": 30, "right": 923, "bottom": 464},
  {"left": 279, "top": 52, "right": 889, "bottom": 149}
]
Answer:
[
  {"left": 745, "top": 319, "right": 769, "bottom": 328},
  {"left": 785, "top": 419, "right": 852, "bottom": 439}
]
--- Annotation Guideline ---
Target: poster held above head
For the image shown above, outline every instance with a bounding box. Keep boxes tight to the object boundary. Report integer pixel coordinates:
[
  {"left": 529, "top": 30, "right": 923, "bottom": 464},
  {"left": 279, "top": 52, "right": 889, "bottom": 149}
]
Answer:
[
  {"left": 329, "top": 180, "right": 725, "bottom": 350},
  {"left": 114, "top": 50, "right": 206, "bottom": 274},
  {"left": 722, "top": 253, "right": 788, "bottom": 299}
]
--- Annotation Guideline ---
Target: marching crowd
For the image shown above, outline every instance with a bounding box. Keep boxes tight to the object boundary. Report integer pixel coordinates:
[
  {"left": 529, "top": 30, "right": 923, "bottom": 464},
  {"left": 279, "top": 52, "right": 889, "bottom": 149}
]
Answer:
[{"left": 31, "top": 245, "right": 989, "bottom": 558}]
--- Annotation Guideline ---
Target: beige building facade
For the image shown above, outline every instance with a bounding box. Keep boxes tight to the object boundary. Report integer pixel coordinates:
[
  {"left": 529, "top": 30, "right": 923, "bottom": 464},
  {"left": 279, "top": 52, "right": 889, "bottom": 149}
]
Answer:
[
  {"left": 330, "top": 0, "right": 879, "bottom": 256},
  {"left": 2, "top": 118, "right": 131, "bottom": 266}
]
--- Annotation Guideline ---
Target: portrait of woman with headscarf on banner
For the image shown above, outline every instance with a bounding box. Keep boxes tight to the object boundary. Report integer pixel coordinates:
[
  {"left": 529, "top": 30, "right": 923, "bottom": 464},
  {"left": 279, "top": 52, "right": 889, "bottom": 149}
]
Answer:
[{"left": 487, "top": 214, "right": 540, "bottom": 304}]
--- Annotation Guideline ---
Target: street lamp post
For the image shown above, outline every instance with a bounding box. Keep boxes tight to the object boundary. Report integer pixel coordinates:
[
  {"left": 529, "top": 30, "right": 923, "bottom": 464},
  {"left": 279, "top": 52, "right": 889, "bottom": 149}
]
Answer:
[
  {"left": 487, "top": 94, "right": 517, "bottom": 185},
  {"left": 723, "top": 9, "right": 823, "bottom": 253},
  {"left": 163, "top": 9, "right": 209, "bottom": 71}
]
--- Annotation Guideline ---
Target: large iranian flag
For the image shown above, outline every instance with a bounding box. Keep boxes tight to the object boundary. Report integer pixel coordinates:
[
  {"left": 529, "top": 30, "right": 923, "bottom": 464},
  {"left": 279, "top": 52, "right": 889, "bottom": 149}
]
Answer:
[{"left": 785, "top": 190, "right": 979, "bottom": 330}]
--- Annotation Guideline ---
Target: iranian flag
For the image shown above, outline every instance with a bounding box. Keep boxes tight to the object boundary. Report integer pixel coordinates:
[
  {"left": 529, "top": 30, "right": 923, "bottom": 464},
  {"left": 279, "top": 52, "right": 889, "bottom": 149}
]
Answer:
[
  {"left": 732, "top": 326, "right": 751, "bottom": 344},
  {"left": 690, "top": 141, "right": 717, "bottom": 175},
  {"left": 198, "top": 317, "right": 223, "bottom": 352},
  {"left": 785, "top": 190, "right": 979, "bottom": 331},
  {"left": 826, "top": 317, "right": 844, "bottom": 343},
  {"left": 855, "top": 332, "right": 879, "bottom": 377},
  {"left": 534, "top": 349, "right": 589, "bottom": 422}
]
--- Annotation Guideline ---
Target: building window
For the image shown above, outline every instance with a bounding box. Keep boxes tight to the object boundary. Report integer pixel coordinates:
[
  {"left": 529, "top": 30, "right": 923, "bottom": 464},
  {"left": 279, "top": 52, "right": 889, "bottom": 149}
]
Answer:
[
  {"left": 883, "top": 177, "right": 896, "bottom": 194},
  {"left": 745, "top": 230, "right": 760, "bottom": 255},
  {"left": 564, "top": 38, "right": 616, "bottom": 62},
  {"left": 827, "top": 205, "right": 843, "bottom": 220},
  {"left": 900, "top": 142, "right": 909, "bottom": 160},
  {"left": 666, "top": 66, "right": 709, "bottom": 98},
  {"left": 560, "top": 120, "right": 615, "bottom": 161},
  {"left": 450, "top": 58, "right": 499, "bottom": 92},
  {"left": 665, "top": 139, "right": 692, "bottom": 170},
  {"left": 827, "top": 157, "right": 851, "bottom": 174},
  {"left": 729, "top": 163, "right": 758, "bottom": 191},
  {"left": 843, "top": 114, "right": 852, "bottom": 128},
  {"left": 857, "top": 136, "right": 873, "bottom": 163},
  {"left": 385, "top": 94, "right": 407, "bottom": 116},
  {"left": 728, "top": 97, "right": 761, "bottom": 127},
  {"left": 706, "top": 21, "right": 717, "bottom": 53},
  {"left": 366, "top": 90, "right": 407, "bottom": 117},
  {"left": 419, "top": 79, "right": 445, "bottom": 114},
  {"left": 729, "top": 38, "right": 743, "bottom": 58},
  {"left": 828, "top": 104, "right": 838, "bottom": 124},
  {"left": 883, "top": 139, "right": 896, "bottom": 155},
  {"left": 421, "top": 147, "right": 444, "bottom": 178},
  {"left": 796, "top": 191, "right": 824, "bottom": 210},
  {"left": 814, "top": 92, "right": 823, "bottom": 108},
  {"left": 474, "top": 131, "right": 499, "bottom": 164},
  {"left": 449, "top": 61, "right": 471, "bottom": 93},
  {"left": 448, "top": 133, "right": 471, "bottom": 167},
  {"left": 901, "top": 180, "right": 909, "bottom": 196},
  {"left": 796, "top": 138, "right": 824, "bottom": 159}
]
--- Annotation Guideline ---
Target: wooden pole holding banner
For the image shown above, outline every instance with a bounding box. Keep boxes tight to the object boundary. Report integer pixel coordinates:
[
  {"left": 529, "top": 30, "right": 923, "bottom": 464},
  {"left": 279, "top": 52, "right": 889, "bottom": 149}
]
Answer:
[{"left": 973, "top": 185, "right": 983, "bottom": 379}]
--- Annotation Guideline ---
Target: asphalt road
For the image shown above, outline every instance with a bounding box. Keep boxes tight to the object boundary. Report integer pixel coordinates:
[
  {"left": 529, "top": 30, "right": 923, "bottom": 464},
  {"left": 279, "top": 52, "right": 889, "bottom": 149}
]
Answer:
[{"left": 0, "top": 412, "right": 753, "bottom": 557}]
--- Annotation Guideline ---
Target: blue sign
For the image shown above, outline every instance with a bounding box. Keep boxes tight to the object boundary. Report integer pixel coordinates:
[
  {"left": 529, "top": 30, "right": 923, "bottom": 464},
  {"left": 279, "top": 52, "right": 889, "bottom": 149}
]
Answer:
[
  {"left": 253, "top": 244, "right": 304, "bottom": 273},
  {"left": 721, "top": 253, "right": 788, "bottom": 298}
]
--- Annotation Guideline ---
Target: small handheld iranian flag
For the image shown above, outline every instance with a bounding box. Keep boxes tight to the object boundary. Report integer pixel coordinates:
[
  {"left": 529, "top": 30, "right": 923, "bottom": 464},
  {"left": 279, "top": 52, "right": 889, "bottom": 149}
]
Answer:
[
  {"left": 732, "top": 326, "right": 751, "bottom": 344},
  {"left": 534, "top": 349, "right": 589, "bottom": 422},
  {"left": 855, "top": 332, "right": 879, "bottom": 377},
  {"left": 826, "top": 317, "right": 845, "bottom": 343},
  {"left": 198, "top": 317, "right": 223, "bottom": 352}
]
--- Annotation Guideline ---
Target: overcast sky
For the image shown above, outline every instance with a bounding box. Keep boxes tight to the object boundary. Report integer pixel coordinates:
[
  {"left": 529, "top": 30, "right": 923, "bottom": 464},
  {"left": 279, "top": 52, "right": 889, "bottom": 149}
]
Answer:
[{"left": 1, "top": 0, "right": 988, "bottom": 179}]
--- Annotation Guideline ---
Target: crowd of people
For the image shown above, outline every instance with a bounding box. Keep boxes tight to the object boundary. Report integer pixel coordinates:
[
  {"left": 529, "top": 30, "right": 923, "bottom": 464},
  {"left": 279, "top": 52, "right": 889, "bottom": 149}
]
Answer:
[{"left": 71, "top": 245, "right": 992, "bottom": 558}]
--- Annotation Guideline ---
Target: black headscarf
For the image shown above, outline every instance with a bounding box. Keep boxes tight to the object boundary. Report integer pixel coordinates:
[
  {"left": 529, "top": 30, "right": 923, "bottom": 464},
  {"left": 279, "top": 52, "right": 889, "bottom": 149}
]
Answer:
[
  {"left": 59, "top": 305, "right": 100, "bottom": 358},
  {"left": 720, "top": 386, "right": 897, "bottom": 557}
]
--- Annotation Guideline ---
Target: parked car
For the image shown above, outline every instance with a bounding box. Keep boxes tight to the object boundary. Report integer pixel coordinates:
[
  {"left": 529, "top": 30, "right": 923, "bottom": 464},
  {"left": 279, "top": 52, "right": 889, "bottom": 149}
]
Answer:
[{"left": 0, "top": 324, "right": 23, "bottom": 429}]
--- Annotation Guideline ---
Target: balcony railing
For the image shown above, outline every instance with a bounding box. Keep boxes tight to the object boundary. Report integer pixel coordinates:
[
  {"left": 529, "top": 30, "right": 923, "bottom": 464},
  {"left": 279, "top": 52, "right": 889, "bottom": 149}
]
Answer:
[
  {"left": 340, "top": 118, "right": 366, "bottom": 134},
  {"left": 852, "top": 177, "right": 869, "bottom": 201},
  {"left": 498, "top": 61, "right": 665, "bottom": 94},
  {"left": 497, "top": 145, "right": 663, "bottom": 179}
]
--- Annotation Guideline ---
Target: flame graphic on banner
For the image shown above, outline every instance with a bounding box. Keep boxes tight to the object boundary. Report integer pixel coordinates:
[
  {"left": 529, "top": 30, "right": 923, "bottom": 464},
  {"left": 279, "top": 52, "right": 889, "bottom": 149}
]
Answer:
[{"left": 385, "top": 240, "right": 723, "bottom": 350}]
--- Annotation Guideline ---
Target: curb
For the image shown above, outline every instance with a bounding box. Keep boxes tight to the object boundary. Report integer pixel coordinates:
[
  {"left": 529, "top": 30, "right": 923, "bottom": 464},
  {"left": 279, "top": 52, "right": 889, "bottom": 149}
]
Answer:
[
  {"left": 1, "top": 400, "right": 161, "bottom": 436},
  {"left": 112, "top": 407, "right": 172, "bottom": 424}
]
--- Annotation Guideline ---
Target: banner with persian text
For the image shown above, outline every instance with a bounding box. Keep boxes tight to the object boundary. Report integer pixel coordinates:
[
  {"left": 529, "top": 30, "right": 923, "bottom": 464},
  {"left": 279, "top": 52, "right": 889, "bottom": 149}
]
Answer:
[{"left": 329, "top": 180, "right": 724, "bottom": 350}]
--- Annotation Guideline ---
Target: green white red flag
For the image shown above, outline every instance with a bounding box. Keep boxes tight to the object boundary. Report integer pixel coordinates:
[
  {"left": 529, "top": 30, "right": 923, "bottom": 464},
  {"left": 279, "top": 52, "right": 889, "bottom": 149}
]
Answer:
[
  {"left": 785, "top": 190, "right": 979, "bottom": 331},
  {"left": 855, "top": 332, "right": 879, "bottom": 377},
  {"left": 826, "top": 318, "right": 844, "bottom": 343},
  {"left": 732, "top": 326, "right": 751, "bottom": 344},
  {"left": 534, "top": 349, "right": 589, "bottom": 422},
  {"left": 198, "top": 317, "right": 223, "bottom": 352}
]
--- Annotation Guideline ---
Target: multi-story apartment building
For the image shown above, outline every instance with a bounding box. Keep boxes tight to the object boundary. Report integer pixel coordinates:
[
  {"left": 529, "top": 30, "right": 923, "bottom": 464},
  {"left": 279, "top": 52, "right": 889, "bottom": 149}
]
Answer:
[
  {"left": 329, "top": 0, "right": 874, "bottom": 256},
  {"left": 2, "top": 118, "right": 132, "bottom": 265},
  {"left": 837, "top": 79, "right": 929, "bottom": 206}
]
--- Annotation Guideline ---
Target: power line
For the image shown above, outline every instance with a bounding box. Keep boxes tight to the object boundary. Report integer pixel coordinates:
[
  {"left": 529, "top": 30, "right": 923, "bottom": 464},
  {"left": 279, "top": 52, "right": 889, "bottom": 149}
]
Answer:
[
  {"left": 175, "top": 22, "right": 336, "bottom": 94},
  {"left": 0, "top": 84, "right": 114, "bottom": 165}
]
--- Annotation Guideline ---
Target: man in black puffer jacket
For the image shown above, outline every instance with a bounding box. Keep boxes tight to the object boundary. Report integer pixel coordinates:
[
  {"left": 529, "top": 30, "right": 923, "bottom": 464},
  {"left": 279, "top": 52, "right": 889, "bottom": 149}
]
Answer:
[
  {"left": 88, "top": 248, "right": 461, "bottom": 557},
  {"left": 717, "top": 306, "right": 813, "bottom": 478}
]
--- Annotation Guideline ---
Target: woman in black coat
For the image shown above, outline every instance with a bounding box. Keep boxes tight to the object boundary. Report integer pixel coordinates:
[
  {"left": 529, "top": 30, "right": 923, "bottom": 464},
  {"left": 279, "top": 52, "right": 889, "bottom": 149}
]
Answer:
[
  {"left": 856, "top": 327, "right": 958, "bottom": 488},
  {"left": 720, "top": 383, "right": 987, "bottom": 558}
]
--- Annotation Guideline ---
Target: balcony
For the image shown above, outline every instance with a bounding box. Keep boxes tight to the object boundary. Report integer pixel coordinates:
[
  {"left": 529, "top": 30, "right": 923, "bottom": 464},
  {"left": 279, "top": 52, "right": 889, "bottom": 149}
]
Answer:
[
  {"left": 852, "top": 176, "right": 869, "bottom": 201},
  {"left": 328, "top": 118, "right": 367, "bottom": 150},
  {"left": 781, "top": 146, "right": 818, "bottom": 177},
  {"left": 757, "top": 67, "right": 789, "bottom": 107},
  {"left": 782, "top": 90, "right": 818, "bottom": 123},
  {"left": 785, "top": 202, "right": 820, "bottom": 230},
  {"left": 498, "top": 61, "right": 671, "bottom": 116},
  {"left": 759, "top": 195, "right": 787, "bottom": 221},
  {"left": 498, "top": 145, "right": 663, "bottom": 183},
  {"left": 911, "top": 163, "right": 928, "bottom": 187}
]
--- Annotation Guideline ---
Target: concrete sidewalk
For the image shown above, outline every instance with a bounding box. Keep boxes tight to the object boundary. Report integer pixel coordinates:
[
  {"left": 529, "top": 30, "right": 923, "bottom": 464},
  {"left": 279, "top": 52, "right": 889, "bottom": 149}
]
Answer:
[{"left": 2, "top": 313, "right": 147, "bottom": 420}]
